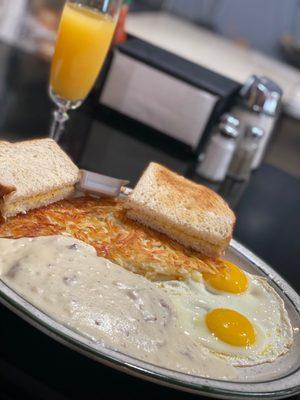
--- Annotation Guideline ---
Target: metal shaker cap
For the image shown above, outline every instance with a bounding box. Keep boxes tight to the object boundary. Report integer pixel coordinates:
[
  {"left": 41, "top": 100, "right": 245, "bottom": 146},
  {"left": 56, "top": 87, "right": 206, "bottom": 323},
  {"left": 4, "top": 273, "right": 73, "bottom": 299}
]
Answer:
[
  {"left": 220, "top": 113, "right": 240, "bottom": 128},
  {"left": 219, "top": 122, "right": 239, "bottom": 139},
  {"left": 240, "top": 75, "right": 282, "bottom": 116},
  {"left": 245, "top": 125, "right": 264, "bottom": 139}
]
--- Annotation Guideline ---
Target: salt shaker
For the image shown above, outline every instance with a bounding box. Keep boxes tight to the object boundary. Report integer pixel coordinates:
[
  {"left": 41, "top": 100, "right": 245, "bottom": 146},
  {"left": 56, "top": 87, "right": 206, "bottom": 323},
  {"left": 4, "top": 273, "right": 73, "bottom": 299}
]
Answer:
[
  {"left": 196, "top": 116, "right": 239, "bottom": 182},
  {"left": 228, "top": 125, "right": 264, "bottom": 181}
]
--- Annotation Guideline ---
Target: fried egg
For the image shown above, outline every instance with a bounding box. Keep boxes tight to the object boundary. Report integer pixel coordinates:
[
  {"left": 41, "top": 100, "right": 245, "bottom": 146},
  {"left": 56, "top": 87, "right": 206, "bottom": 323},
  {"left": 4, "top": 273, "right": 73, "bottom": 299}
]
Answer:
[{"left": 157, "top": 260, "right": 293, "bottom": 366}]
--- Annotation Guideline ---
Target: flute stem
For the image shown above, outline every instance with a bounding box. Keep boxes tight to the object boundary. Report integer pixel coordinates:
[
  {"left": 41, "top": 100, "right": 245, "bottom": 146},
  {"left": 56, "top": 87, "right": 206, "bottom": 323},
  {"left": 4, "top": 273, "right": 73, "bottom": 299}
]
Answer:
[{"left": 49, "top": 106, "right": 70, "bottom": 142}]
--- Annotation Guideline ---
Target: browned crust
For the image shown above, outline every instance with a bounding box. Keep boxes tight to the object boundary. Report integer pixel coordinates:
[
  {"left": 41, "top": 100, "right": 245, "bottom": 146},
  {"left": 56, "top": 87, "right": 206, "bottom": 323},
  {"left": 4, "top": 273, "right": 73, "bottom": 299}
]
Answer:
[
  {"left": 0, "top": 140, "right": 16, "bottom": 197},
  {"left": 148, "top": 163, "right": 235, "bottom": 223},
  {"left": 0, "top": 183, "right": 16, "bottom": 198},
  {"left": 125, "top": 163, "right": 235, "bottom": 256},
  {"left": 0, "top": 196, "right": 223, "bottom": 281}
]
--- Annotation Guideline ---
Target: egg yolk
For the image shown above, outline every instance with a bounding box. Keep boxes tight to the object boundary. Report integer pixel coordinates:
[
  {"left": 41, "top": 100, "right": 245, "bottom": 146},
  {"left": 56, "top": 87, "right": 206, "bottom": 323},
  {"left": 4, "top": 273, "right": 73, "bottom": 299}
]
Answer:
[
  {"left": 202, "top": 260, "right": 248, "bottom": 294},
  {"left": 205, "top": 308, "right": 256, "bottom": 347}
]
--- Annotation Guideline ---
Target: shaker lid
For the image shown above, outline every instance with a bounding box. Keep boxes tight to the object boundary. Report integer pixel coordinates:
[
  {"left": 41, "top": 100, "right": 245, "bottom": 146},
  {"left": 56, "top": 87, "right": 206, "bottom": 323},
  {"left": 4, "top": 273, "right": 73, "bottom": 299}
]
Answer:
[
  {"left": 220, "top": 113, "right": 240, "bottom": 128},
  {"left": 240, "top": 75, "right": 282, "bottom": 116},
  {"left": 245, "top": 125, "right": 264, "bottom": 139},
  {"left": 219, "top": 122, "right": 239, "bottom": 139}
]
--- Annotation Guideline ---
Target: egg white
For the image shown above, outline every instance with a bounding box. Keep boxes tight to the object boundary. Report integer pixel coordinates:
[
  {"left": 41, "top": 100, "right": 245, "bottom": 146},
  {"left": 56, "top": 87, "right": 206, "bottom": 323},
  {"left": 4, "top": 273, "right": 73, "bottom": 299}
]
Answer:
[{"left": 157, "top": 273, "right": 293, "bottom": 366}]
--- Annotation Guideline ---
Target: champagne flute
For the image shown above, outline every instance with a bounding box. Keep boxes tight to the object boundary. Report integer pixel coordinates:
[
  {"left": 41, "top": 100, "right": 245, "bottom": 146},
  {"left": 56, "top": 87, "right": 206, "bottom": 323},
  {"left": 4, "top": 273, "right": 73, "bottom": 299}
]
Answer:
[{"left": 49, "top": 0, "right": 122, "bottom": 141}]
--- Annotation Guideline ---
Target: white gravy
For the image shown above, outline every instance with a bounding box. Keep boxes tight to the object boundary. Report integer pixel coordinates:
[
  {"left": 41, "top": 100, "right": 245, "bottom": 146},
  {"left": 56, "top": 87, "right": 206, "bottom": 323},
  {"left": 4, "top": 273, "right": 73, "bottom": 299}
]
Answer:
[{"left": 0, "top": 235, "right": 236, "bottom": 379}]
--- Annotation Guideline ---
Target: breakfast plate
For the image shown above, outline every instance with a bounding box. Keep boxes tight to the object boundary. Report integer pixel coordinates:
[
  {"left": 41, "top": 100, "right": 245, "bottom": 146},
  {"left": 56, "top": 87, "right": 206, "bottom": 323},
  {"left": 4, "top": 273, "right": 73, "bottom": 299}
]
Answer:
[
  {"left": 0, "top": 239, "right": 299, "bottom": 400},
  {"left": 0, "top": 140, "right": 299, "bottom": 399}
]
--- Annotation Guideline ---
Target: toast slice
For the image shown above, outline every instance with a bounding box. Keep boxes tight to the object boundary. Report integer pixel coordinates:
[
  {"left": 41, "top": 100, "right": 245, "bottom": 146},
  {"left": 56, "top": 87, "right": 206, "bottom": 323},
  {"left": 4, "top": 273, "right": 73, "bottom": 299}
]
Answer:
[
  {"left": 0, "top": 138, "right": 80, "bottom": 218},
  {"left": 124, "top": 162, "right": 235, "bottom": 258}
]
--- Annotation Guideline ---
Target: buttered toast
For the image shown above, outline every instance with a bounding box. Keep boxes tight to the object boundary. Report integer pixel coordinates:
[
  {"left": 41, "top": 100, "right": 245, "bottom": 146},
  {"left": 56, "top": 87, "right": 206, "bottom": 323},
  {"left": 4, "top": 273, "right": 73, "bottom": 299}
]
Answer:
[
  {"left": 124, "top": 163, "right": 235, "bottom": 258},
  {"left": 0, "top": 139, "right": 80, "bottom": 218}
]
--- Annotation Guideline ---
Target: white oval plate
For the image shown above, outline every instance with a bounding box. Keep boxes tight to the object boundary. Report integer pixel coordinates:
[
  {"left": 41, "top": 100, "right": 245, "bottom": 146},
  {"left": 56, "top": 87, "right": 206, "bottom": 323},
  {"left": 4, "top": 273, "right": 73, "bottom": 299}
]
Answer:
[{"left": 0, "top": 239, "right": 299, "bottom": 399}]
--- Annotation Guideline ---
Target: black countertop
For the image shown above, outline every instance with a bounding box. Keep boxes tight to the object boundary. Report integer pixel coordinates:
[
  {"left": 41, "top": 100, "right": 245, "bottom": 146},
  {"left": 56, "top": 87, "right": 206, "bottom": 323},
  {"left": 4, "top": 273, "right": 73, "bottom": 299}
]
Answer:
[{"left": 0, "top": 42, "right": 299, "bottom": 400}]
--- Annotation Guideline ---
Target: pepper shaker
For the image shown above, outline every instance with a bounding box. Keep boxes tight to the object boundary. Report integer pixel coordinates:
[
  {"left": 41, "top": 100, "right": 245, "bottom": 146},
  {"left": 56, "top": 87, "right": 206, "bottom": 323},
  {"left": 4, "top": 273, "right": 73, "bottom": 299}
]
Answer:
[
  {"left": 227, "top": 125, "right": 264, "bottom": 181},
  {"left": 231, "top": 75, "right": 282, "bottom": 169}
]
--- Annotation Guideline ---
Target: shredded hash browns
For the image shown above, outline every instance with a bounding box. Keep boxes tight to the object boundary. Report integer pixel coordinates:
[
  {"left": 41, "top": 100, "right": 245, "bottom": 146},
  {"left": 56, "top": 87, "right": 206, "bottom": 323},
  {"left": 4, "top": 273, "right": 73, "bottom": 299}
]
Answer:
[{"left": 0, "top": 197, "right": 222, "bottom": 280}]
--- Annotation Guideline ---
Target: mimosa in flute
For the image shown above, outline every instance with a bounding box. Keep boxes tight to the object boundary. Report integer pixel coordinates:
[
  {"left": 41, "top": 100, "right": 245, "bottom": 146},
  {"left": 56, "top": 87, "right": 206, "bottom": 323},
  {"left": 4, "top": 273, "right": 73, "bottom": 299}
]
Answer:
[{"left": 49, "top": 0, "right": 121, "bottom": 141}]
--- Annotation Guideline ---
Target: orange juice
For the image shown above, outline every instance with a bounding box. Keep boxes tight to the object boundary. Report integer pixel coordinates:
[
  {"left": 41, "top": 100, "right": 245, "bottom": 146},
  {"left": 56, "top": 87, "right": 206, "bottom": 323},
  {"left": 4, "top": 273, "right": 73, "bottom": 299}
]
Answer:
[{"left": 50, "top": 3, "right": 116, "bottom": 102}]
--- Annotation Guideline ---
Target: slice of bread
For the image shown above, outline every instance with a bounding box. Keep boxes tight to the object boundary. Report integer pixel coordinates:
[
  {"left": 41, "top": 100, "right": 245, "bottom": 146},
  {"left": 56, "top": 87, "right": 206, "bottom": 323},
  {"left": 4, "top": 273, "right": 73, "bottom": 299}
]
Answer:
[
  {"left": 0, "top": 138, "right": 80, "bottom": 218},
  {"left": 124, "top": 162, "right": 235, "bottom": 258}
]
